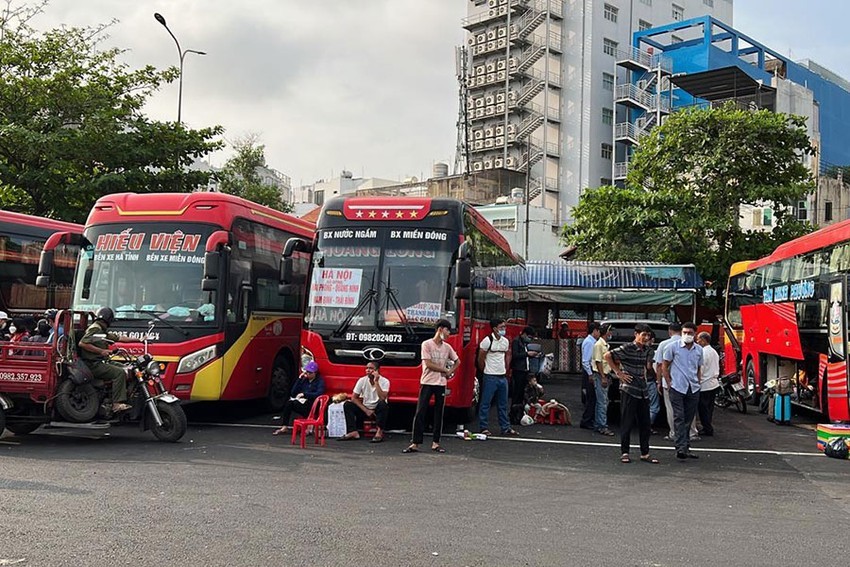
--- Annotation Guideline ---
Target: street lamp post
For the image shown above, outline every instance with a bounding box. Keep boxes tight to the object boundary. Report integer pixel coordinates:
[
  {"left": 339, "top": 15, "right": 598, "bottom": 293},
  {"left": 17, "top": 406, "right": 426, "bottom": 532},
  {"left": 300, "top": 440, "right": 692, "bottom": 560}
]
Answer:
[{"left": 154, "top": 12, "right": 206, "bottom": 124}]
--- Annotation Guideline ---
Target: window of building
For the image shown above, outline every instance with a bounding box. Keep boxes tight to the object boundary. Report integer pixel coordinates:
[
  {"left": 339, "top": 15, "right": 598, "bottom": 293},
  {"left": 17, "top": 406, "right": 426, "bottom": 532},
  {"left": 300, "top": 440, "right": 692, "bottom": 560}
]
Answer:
[
  {"left": 704, "top": 0, "right": 714, "bottom": 6},
  {"left": 602, "top": 72, "right": 614, "bottom": 91},
  {"left": 638, "top": 19, "right": 652, "bottom": 31},
  {"left": 796, "top": 200, "right": 808, "bottom": 221},
  {"left": 672, "top": 4, "right": 684, "bottom": 21},
  {"left": 492, "top": 218, "right": 517, "bottom": 231},
  {"left": 825, "top": 201, "right": 834, "bottom": 222},
  {"left": 602, "top": 107, "right": 614, "bottom": 125},
  {"left": 604, "top": 4, "right": 618, "bottom": 22},
  {"left": 600, "top": 178, "right": 612, "bottom": 186},
  {"left": 762, "top": 208, "right": 773, "bottom": 227},
  {"left": 639, "top": 0, "right": 651, "bottom": 5},
  {"left": 601, "top": 143, "right": 613, "bottom": 160},
  {"left": 603, "top": 38, "right": 618, "bottom": 57}
]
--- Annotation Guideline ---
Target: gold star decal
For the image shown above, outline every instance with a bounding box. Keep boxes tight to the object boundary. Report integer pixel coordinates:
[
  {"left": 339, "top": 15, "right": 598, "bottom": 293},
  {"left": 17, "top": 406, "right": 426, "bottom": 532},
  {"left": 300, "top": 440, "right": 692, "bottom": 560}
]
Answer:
[
  {"left": 395, "top": 211, "right": 404, "bottom": 218},
  {"left": 368, "top": 210, "right": 376, "bottom": 218},
  {"left": 409, "top": 210, "right": 418, "bottom": 218}
]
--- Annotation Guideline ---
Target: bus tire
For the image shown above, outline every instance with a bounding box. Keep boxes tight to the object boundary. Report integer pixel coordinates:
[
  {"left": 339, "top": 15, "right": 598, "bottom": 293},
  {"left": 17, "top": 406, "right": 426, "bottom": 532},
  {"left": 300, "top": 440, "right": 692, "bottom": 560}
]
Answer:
[
  {"left": 0, "top": 407, "right": 5, "bottom": 436},
  {"left": 4, "top": 421, "right": 41, "bottom": 435},
  {"left": 746, "top": 360, "right": 760, "bottom": 406},
  {"left": 55, "top": 380, "right": 99, "bottom": 423},
  {"left": 265, "top": 360, "right": 293, "bottom": 413}
]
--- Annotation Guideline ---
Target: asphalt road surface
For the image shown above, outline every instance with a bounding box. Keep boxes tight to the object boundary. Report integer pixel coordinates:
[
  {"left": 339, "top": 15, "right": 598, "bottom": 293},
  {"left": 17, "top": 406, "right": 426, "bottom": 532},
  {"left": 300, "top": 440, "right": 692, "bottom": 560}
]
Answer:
[{"left": 2, "top": 375, "right": 849, "bottom": 567}]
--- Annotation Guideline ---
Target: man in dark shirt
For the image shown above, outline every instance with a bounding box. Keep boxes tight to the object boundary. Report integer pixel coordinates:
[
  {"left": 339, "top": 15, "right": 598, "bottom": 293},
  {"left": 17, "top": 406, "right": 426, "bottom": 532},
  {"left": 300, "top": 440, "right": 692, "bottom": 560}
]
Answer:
[
  {"left": 510, "top": 326, "right": 538, "bottom": 424},
  {"left": 604, "top": 323, "right": 659, "bottom": 464},
  {"left": 273, "top": 361, "right": 325, "bottom": 435}
]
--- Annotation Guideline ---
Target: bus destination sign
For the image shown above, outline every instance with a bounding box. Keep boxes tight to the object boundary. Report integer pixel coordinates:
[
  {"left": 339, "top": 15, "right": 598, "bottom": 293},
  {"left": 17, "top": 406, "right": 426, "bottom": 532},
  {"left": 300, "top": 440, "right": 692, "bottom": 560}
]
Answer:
[{"left": 763, "top": 279, "right": 816, "bottom": 304}]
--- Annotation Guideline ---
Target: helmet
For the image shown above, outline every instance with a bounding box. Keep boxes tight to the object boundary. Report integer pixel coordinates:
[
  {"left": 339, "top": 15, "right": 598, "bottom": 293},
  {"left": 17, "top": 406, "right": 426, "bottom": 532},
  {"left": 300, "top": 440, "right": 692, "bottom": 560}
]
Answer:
[
  {"left": 303, "top": 361, "right": 319, "bottom": 373},
  {"left": 95, "top": 307, "right": 115, "bottom": 326},
  {"left": 44, "top": 308, "right": 58, "bottom": 321},
  {"left": 36, "top": 319, "right": 51, "bottom": 338}
]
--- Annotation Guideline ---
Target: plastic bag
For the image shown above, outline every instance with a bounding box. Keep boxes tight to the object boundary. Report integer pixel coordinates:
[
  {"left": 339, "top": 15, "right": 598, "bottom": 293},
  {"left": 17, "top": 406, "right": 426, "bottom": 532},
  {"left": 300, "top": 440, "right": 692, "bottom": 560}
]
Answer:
[
  {"left": 540, "top": 353, "right": 554, "bottom": 377},
  {"left": 520, "top": 414, "right": 534, "bottom": 426},
  {"left": 824, "top": 437, "right": 849, "bottom": 459}
]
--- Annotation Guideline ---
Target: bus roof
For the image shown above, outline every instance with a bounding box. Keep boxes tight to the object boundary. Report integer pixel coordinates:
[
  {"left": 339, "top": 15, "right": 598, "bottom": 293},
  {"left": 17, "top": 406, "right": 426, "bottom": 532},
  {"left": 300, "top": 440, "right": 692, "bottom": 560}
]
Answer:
[
  {"left": 749, "top": 218, "right": 850, "bottom": 270},
  {"left": 728, "top": 260, "right": 753, "bottom": 277},
  {"left": 0, "top": 210, "right": 83, "bottom": 235},
  {"left": 322, "top": 195, "right": 522, "bottom": 264},
  {"left": 87, "top": 192, "right": 314, "bottom": 236}
]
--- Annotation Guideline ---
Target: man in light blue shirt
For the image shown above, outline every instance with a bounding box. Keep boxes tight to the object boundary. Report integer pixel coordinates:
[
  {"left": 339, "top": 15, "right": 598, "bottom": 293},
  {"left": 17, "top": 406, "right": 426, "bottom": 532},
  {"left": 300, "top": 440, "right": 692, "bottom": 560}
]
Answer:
[
  {"left": 579, "top": 323, "right": 601, "bottom": 430},
  {"left": 662, "top": 322, "right": 703, "bottom": 460}
]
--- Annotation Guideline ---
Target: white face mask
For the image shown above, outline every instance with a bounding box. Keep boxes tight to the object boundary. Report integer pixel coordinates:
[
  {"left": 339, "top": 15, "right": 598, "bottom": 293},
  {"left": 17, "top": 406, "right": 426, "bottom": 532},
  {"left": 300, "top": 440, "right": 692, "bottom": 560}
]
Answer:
[
  {"left": 682, "top": 334, "right": 695, "bottom": 344},
  {"left": 8, "top": 326, "right": 16, "bottom": 334}
]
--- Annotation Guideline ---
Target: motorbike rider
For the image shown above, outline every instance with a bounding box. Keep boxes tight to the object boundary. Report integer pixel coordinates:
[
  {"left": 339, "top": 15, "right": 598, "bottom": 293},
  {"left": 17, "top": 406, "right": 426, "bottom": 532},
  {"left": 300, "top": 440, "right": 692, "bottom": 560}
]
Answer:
[{"left": 78, "top": 307, "right": 134, "bottom": 413}]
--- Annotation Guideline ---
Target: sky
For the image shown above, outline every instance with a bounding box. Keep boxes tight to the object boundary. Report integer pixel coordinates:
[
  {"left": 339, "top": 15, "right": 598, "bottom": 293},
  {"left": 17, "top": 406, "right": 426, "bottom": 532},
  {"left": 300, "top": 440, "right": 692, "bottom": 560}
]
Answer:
[{"left": 28, "top": 0, "right": 850, "bottom": 189}]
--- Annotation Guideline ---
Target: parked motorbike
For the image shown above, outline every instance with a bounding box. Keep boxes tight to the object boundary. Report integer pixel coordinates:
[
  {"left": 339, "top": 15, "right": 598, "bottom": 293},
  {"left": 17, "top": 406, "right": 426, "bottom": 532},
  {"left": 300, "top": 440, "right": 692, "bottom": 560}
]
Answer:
[
  {"left": 714, "top": 371, "right": 749, "bottom": 414},
  {"left": 56, "top": 321, "right": 187, "bottom": 442}
]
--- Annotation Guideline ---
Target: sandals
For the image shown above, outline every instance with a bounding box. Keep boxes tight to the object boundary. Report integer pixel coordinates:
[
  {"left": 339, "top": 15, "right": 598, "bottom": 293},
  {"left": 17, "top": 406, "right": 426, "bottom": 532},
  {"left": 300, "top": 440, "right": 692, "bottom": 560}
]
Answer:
[
  {"left": 402, "top": 445, "right": 419, "bottom": 454},
  {"left": 431, "top": 445, "right": 446, "bottom": 453},
  {"left": 640, "top": 455, "right": 660, "bottom": 464},
  {"left": 272, "top": 426, "right": 289, "bottom": 436},
  {"left": 500, "top": 429, "right": 520, "bottom": 437},
  {"left": 370, "top": 436, "right": 384, "bottom": 444},
  {"left": 620, "top": 454, "right": 631, "bottom": 463},
  {"left": 479, "top": 429, "right": 492, "bottom": 436}
]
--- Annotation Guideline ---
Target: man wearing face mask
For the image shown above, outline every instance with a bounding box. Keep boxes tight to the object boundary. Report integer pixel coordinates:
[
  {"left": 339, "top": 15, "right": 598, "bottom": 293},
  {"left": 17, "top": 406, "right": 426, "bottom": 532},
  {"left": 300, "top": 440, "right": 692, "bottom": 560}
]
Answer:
[
  {"left": 0, "top": 311, "right": 11, "bottom": 341},
  {"left": 662, "top": 321, "right": 703, "bottom": 460},
  {"left": 405, "top": 319, "right": 460, "bottom": 453},
  {"left": 477, "top": 318, "right": 518, "bottom": 437}
]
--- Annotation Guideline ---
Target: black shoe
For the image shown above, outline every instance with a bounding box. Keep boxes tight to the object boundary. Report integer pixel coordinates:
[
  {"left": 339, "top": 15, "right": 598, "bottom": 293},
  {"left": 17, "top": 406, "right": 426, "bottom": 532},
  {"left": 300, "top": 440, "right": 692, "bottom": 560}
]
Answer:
[
  {"left": 676, "top": 452, "right": 688, "bottom": 460},
  {"left": 579, "top": 424, "right": 595, "bottom": 430},
  {"left": 686, "top": 452, "right": 699, "bottom": 459}
]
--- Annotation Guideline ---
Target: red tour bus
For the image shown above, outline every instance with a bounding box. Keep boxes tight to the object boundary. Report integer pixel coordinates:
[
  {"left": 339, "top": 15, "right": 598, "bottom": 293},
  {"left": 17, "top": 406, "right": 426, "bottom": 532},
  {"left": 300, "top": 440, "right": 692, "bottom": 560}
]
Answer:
[
  {"left": 0, "top": 210, "right": 82, "bottom": 317},
  {"left": 36, "top": 193, "right": 315, "bottom": 409},
  {"left": 294, "top": 195, "right": 526, "bottom": 423},
  {"left": 730, "top": 220, "right": 850, "bottom": 422}
]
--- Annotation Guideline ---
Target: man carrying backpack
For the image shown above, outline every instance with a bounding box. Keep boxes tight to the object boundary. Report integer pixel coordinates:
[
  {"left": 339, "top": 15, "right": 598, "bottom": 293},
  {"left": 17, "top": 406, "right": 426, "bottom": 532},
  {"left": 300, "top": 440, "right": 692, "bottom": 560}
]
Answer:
[{"left": 478, "top": 319, "right": 519, "bottom": 437}]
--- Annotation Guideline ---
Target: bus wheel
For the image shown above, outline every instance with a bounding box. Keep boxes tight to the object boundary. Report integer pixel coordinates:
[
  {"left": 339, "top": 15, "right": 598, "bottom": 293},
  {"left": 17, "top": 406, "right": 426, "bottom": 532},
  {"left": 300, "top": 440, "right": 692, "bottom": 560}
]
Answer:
[
  {"left": 4, "top": 421, "right": 41, "bottom": 436},
  {"left": 0, "top": 407, "right": 5, "bottom": 436},
  {"left": 265, "top": 362, "right": 292, "bottom": 412},
  {"left": 746, "top": 360, "right": 760, "bottom": 406}
]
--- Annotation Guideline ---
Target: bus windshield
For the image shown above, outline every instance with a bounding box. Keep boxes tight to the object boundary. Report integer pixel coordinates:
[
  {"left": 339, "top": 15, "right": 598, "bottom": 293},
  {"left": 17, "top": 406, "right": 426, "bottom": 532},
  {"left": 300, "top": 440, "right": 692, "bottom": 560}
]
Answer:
[
  {"left": 307, "top": 226, "right": 458, "bottom": 331},
  {"left": 72, "top": 222, "right": 218, "bottom": 325}
]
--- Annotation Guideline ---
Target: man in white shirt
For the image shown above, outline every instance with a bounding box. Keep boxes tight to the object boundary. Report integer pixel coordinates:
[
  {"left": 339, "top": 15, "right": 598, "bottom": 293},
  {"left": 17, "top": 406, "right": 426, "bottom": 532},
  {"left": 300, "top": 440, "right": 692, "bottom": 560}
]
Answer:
[
  {"left": 341, "top": 361, "right": 390, "bottom": 441},
  {"left": 477, "top": 318, "right": 518, "bottom": 436},
  {"left": 696, "top": 332, "right": 720, "bottom": 437}
]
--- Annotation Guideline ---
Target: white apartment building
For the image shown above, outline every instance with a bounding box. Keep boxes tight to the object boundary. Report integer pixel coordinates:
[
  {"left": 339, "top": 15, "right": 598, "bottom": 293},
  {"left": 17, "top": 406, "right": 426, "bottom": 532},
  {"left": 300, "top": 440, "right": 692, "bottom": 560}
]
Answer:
[{"left": 462, "top": 0, "right": 733, "bottom": 223}]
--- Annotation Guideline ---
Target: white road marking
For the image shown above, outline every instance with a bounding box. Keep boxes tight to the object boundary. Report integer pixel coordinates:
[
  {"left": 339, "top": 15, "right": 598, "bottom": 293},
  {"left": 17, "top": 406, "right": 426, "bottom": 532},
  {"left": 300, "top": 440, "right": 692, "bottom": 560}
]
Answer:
[{"left": 191, "top": 422, "right": 822, "bottom": 457}]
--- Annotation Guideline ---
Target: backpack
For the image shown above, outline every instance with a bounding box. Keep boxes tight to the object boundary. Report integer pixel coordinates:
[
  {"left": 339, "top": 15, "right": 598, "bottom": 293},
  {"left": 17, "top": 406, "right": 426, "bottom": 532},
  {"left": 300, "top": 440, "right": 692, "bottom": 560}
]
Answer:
[{"left": 824, "top": 437, "right": 850, "bottom": 459}]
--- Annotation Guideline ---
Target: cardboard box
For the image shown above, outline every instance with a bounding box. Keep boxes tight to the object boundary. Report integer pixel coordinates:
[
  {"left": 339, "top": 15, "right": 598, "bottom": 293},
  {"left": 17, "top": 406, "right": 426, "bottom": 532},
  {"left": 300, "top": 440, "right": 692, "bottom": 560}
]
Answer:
[{"left": 817, "top": 423, "right": 850, "bottom": 451}]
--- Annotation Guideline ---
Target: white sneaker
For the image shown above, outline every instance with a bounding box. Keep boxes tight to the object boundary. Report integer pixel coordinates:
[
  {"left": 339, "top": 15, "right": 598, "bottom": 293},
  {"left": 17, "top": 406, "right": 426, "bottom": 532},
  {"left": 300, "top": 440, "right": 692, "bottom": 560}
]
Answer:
[{"left": 663, "top": 435, "right": 674, "bottom": 441}]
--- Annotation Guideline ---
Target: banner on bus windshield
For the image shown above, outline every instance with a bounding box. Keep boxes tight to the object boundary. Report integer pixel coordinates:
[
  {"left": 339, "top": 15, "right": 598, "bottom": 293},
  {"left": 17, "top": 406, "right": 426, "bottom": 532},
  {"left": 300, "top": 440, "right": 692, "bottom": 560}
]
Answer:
[
  {"left": 308, "top": 268, "right": 363, "bottom": 308},
  {"left": 93, "top": 229, "right": 204, "bottom": 264},
  {"left": 828, "top": 279, "right": 846, "bottom": 360}
]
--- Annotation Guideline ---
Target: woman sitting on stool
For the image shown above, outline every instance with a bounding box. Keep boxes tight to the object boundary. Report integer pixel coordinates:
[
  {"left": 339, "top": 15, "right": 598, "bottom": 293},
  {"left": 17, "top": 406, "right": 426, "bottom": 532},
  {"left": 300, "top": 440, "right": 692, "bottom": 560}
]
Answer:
[{"left": 272, "top": 361, "right": 325, "bottom": 435}]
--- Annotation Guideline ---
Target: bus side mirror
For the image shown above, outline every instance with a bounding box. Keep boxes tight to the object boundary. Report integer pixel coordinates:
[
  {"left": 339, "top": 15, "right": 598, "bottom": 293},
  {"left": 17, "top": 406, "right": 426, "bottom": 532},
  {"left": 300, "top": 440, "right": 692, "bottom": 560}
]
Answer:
[
  {"left": 280, "top": 237, "right": 310, "bottom": 292},
  {"left": 36, "top": 250, "right": 55, "bottom": 287},
  {"left": 201, "top": 251, "right": 220, "bottom": 291},
  {"left": 455, "top": 258, "right": 471, "bottom": 288},
  {"left": 454, "top": 286, "right": 471, "bottom": 301}
]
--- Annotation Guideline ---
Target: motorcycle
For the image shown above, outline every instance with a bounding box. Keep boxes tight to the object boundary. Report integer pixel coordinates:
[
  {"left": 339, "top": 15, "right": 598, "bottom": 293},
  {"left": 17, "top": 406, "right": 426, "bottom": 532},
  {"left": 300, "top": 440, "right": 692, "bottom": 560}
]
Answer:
[
  {"left": 714, "top": 371, "right": 749, "bottom": 414},
  {"left": 55, "top": 320, "right": 188, "bottom": 442}
]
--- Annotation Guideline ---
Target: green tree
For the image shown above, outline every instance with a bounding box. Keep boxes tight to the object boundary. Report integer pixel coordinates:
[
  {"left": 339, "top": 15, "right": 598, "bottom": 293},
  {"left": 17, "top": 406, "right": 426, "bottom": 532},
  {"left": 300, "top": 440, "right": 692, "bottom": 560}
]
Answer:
[
  {"left": 216, "top": 135, "right": 293, "bottom": 213},
  {"left": 0, "top": 2, "right": 223, "bottom": 223},
  {"left": 564, "top": 104, "right": 815, "bottom": 294}
]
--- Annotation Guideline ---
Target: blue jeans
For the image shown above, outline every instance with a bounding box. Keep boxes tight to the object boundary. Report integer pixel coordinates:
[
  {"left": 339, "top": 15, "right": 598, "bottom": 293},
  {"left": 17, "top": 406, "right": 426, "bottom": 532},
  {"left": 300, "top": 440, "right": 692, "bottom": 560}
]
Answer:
[
  {"left": 479, "top": 374, "right": 510, "bottom": 433},
  {"left": 647, "top": 380, "right": 660, "bottom": 424},
  {"left": 593, "top": 373, "right": 609, "bottom": 430}
]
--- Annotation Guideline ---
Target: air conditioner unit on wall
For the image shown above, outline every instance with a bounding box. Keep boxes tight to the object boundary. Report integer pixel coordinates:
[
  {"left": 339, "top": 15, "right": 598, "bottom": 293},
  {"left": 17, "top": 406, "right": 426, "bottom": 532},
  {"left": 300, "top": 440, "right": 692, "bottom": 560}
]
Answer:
[
  {"left": 495, "top": 136, "right": 504, "bottom": 146},
  {"left": 475, "top": 64, "right": 486, "bottom": 76},
  {"left": 486, "top": 73, "right": 496, "bottom": 83},
  {"left": 485, "top": 41, "right": 495, "bottom": 52},
  {"left": 468, "top": 37, "right": 475, "bottom": 45},
  {"left": 498, "top": 26, "right": 507, "bottom": 38},
  {"left": 494, "top": 158, "right": 504, "bottom": 168},
  {"left": 473, "top": 161, "right": 484, "bottom": 171},
  {"left": 474, "top": 140, "right": 484, "bottom": 150},
  {"left": 475, "top": 129, "right": 485, "bottom": 140},
  {"left": 495, "top": 124, "right": 505, "bottom": 136},
  {"left": 487, "top": 30, "right": 497, "bottom": 40},
  {"left": 485, "top": 127, "right": 495, "bottom": 137},
  {"left": 496, "top": 92, "right": 506, "bottom": 104},
  {"left": 485, "top": 138, "right": 495, "bottom": 148},
  {"left": 496, "top": 59, "right": 506, "bottom": 71},
  {"left": 489, "top": 0, "right": 498, "bottom": 7},
  {"left": 505, "top": 156, "right": 516, "bottom": 168},
  {"left": 484, "top": 159, "right": 494, "bottom": 169},
  {"left": 496, "top": 103, "right": 505, "bottom": 113},
  {"left": 476, "top": 97, "right": 485, "bottom": 107},
  {"left": 497, "top": 38, "right": 507, "bottom": 49},
  {"left": 477, "top": 33, "right": 486, "bottom": 44},
  {"left": 486, "top": 63, "right": 496, "bottom": 73},
  {"left": 497, "top": 70, "right": 506, "bottom": 80},
  {"left": 506, "top": 123, "right": 516, "bottom": 134},
  {"left": 475, "top": 108, "right": 485, "bottom": 118},
  {"left": 485, "top": 95, "right": 495, "bottom": 105}
]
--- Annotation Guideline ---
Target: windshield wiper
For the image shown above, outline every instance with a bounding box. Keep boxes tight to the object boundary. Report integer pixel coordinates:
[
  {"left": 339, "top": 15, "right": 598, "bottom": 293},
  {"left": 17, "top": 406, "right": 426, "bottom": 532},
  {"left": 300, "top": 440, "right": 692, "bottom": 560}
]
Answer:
[
  {"left": 115, "top": 309, "right": 189, "bottom": 337},
  {"left": 381, "top": 268, "right": 416, "bottom": 338},
  {"left": 333, "top": 272, "right": 378, "bottom": 338}
]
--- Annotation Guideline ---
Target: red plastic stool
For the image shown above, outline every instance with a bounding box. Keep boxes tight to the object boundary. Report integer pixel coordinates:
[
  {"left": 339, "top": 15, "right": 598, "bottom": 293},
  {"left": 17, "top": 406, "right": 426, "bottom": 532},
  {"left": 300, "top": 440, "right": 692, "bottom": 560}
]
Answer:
[
  {"left": 547, "top": 406, "right": 568, "bottom": 425},
  {"left": 362, "top": 419, "right": 377, "bottom": 438}
]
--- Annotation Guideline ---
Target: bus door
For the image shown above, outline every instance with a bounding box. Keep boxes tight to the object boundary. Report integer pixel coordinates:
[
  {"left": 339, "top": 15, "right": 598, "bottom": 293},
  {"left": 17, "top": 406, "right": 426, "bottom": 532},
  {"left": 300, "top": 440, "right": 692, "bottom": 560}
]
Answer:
[
  {"left": 824, "top": 277, "right": 850, "bottom": 421},
  {"left": 222, "top": 258, "right": 259, "bottom": 398}
]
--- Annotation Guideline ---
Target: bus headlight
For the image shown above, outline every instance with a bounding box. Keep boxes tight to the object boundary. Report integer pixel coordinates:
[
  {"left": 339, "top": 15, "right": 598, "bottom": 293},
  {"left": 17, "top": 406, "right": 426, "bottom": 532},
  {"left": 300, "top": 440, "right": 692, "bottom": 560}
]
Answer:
[{"left": 176, "top": 346, "right": 217, "bottom": 374}]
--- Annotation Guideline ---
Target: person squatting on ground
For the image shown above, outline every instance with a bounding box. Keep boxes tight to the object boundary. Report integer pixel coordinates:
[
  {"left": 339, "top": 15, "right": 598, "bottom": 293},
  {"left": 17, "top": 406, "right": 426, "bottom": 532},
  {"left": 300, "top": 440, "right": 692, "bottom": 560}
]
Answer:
[
  {"left": 510, "top": 326, "right": 539, "bottom": 425},
  {"left": 662, "top": 322, "right": 703, "bottom": 460},
  {"left": 405, "top": 319, "right": 460, "bottom": 454},
  {"left": 696, "top": 332, "right": 720, "bottom": 437},
  {"left": 591, "top": 324, "right": 615, "bottom": 436},
  {"left": 273, "top": 361, "right": 325, "bottom": 436},
  {"left": 478, "top": 318, "right": 519, "bottom": 437},
  {"left": 579, "top": 322, "right": 601, "bottom": 430},
  {"left": 341, "top": 361, "right": 390, "bottom": 442},
  {"left": 655, "top": 323, "right": 698, "bottom": 441},
  {"left": 605, "top": 323, "right": 659, "bottom": 464},
  {"left": 78, "top": 307, "right": 134, "bottom": 413}
]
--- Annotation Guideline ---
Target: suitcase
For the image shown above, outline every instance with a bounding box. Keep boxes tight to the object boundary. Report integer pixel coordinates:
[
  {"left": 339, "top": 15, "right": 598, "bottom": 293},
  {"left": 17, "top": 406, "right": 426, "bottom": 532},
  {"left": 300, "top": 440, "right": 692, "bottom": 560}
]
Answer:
[{"left": 774, "top": 393, "right": 791, "bottom": 424}]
